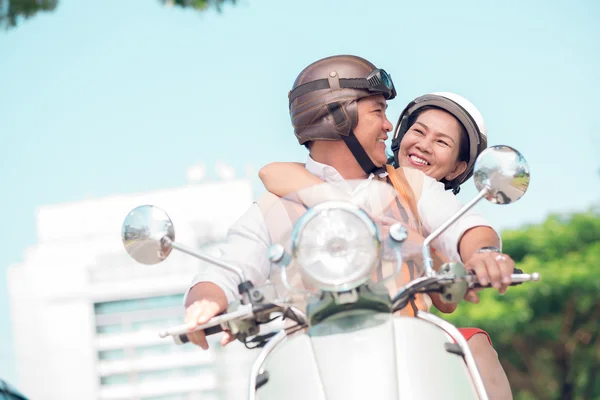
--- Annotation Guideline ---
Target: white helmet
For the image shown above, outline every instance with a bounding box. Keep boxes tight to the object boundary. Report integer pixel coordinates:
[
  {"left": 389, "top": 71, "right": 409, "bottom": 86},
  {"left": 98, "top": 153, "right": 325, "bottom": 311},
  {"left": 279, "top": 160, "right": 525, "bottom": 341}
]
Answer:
[{"left": 390, "top": 92, "right": 488, "bottom": 193}]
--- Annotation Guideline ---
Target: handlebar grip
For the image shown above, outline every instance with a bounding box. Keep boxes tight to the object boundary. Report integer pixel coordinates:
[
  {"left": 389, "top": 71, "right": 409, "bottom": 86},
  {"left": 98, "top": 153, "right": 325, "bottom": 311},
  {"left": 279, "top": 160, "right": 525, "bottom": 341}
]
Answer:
[
  {"left": 507, "top": 267, "right": 525, "bottom": 286},
  {"left": 472, "top": 268, "right": 525, "bottom": 288},
  {"left": 508, "top": 267, "right": 524, "bottom": 286},
  {"left": 174, "top": 324, "right": 224, "bottom": 345}
]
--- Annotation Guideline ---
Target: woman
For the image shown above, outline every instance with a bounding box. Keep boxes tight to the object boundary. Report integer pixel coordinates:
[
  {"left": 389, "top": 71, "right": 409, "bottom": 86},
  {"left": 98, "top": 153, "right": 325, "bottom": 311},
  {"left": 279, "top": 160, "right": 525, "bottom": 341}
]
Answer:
[{"left": 258, "top": 92, "right": 513, "bottom": 399}]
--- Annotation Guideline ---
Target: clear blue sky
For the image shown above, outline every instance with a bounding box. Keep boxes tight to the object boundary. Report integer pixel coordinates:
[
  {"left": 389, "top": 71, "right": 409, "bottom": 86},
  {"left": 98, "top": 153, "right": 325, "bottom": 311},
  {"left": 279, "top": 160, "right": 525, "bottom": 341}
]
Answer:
[{"left": 1, "top": 0, "right": 598, "bottom": 386}]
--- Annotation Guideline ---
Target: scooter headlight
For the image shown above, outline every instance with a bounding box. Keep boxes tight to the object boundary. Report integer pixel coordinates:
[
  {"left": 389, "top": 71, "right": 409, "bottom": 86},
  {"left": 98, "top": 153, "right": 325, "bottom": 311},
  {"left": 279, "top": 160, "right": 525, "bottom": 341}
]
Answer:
[{"left": 291, "top": 202, "right": 381, "bottom": 292}]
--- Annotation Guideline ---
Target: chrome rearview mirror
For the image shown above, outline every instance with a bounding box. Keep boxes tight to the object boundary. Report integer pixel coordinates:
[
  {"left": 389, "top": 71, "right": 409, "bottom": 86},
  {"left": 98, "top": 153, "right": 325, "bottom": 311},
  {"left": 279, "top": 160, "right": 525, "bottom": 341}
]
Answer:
[
  {"left": 121, "top": 205, "right": 248, "bottom": 283},
  {"left": 421, "top": 145, "right": 531, "bottom": 277},
  {"left": 121, "top": 205, "right": 175, "bottom": 265},
  {"left": 474, "top": 145, "right": 530, "bottom": 204}
]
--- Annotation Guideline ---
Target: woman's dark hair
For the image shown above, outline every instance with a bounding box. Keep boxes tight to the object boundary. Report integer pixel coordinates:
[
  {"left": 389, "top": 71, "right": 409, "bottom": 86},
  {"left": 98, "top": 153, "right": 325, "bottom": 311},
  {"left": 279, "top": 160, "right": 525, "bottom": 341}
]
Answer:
[{"left": 389, "top": 105, "right": 470, "bottom": 194}]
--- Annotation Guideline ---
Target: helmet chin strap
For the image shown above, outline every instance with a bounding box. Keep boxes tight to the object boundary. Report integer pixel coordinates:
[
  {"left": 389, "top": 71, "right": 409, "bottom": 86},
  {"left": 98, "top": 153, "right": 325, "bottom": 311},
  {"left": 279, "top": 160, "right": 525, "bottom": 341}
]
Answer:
[
  {"left": 326, "top": 102, "right": 385, "bottom": 176},
  {"left": 390, "top": 138, "right": 401, "bottom": 167},
  {"left": 341, "top": 130, "right": 386, "bottom": 176}
]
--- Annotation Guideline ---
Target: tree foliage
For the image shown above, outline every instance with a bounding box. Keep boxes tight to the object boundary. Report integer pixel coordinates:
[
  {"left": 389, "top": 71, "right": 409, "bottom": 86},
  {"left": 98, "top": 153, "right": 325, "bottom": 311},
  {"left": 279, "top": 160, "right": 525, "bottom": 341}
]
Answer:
[
  {"left": 440, "top": 208, "right": 600, "bottom": 399},
  {"left": 160, "top": 0, "right": 236, "bottom": 13},
  {"left": 0, "top": 0, "right": 236, "bottom": 30},
  {"left": 0, "top": 0, "right": 57, "bottom": 29}
]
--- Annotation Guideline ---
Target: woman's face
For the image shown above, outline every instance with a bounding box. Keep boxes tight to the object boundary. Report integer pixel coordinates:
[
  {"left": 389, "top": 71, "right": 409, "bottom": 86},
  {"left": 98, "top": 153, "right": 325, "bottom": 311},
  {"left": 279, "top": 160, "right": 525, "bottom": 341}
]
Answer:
[{"left": 397, "top": 108, "right": 467, "bottom": 182}]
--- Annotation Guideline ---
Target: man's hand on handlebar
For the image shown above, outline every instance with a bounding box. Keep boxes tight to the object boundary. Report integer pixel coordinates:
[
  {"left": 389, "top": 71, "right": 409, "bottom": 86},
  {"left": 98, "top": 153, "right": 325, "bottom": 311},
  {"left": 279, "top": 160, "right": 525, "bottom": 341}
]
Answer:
[{"left": 184, "top": 282, "right": 229, "bottom": 350}]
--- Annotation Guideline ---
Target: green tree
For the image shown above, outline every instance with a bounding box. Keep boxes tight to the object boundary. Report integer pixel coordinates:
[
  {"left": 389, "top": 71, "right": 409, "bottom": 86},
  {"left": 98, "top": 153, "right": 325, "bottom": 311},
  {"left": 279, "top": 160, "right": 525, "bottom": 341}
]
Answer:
[
  {"left": 0, "top": 0, "right": 236, "bottom": 30},
  {"left": 441, "top": 209, "right": 600, "bottom": 399},
  {"left": 160, "top": 0, "right": 236, "bottom": 12},
  {"left": 0, "top": 0, "right": 57, "bottom": 29}
]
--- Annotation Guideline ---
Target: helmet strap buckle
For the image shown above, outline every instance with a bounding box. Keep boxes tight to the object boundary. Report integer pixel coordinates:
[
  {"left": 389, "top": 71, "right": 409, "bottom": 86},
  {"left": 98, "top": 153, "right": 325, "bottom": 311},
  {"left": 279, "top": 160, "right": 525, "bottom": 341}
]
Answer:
[{"left": 327, "top": 70, "right": 340, "bottom": 90}]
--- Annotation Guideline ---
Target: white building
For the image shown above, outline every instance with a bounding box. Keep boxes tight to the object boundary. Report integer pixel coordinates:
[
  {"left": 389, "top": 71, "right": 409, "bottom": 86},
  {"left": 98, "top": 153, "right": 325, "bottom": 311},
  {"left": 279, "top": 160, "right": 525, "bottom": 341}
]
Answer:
[{"left": 8, "top": 179, "right": 260, "bottom": 400}]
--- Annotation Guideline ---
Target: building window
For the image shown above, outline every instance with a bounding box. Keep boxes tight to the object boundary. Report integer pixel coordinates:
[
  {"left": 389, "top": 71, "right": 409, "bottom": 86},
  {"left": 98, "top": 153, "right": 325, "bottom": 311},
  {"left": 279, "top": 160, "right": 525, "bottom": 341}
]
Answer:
[
  {"left": 137, "top": 369, "right": 172, "bottom": 382},
  {"left": 134, "top": 343, "right": 172, "bottom": 357},
  {"left": 136, "top": 366, "right": 213, "bottom": 382},
  {"left": 95, "top": 295, "right": 218, "bottom": 391},
  {"left": 140, "top": 395, "right": 186, "bottom": 400},
  {"left": 96, "top": 324, "right": 124, "bottom": 335},
  {"left": 98, "top": 349, "right": 126, "bottom": 360},
  {"left": 97, "top": 340, "right": 195, "bottom": 362},
  {"left": 99, "top": 367, "right": 214, "bottom": 388},
  {"left": 94, "top": 294, "right": 184, "bottom": 315},
  {"left": 94, "top": 294, "right": 185, "bottom": 336},
  {"left": 181, "top": 366, "right": 205, "bottom": 377},
  {"left": 100, "top": 374, "right": 130, "bottom": 385},
  {"left": 140, "top": 392, "right": 218, "bottom": 400}
]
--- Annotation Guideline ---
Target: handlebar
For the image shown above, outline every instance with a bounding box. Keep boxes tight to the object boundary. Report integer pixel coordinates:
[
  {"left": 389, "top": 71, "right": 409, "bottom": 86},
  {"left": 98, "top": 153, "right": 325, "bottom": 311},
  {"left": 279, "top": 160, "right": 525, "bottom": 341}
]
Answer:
[
  {"left": 174, "top": 324, "right": 223, "bottom": 345},
  {"left": 165, "top": 269, "right": 540, "bottom": 345},
  {"left": 161, "top": 302, "right": 299, "bottom": 346},
  {"left": 467, "top": 269, "right": 541, "bottom": 288},
  {"left": 392, "top": 267, "right": 541, "bottom": 311},
  {"left": 159, "top": 303, "right": 254, "bottom": 345}
]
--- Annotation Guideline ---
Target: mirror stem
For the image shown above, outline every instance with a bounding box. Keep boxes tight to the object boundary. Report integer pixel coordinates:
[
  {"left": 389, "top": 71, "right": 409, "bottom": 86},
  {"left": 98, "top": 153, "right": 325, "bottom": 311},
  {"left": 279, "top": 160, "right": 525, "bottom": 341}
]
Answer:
[
  {"left": 163, "top": 237, "right": 248, "bottom": 283},
  {"left": 422, "top": 186, "right": 491, "bottom": 277}
]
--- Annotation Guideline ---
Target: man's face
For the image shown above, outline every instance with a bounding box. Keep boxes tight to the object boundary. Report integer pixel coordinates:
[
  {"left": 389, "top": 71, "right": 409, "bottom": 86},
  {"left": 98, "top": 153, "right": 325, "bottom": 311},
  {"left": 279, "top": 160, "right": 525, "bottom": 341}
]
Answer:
[{"left": 353, "top": 95, "right": 393, "bottom": 167}]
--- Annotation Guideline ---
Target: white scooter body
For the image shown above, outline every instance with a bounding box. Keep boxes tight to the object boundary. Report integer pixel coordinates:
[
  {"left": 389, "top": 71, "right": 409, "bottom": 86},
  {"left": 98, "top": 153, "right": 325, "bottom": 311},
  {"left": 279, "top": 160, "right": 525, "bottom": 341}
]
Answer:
[{"left": 257, "top": 312, "right": 479, "bottom": 400}]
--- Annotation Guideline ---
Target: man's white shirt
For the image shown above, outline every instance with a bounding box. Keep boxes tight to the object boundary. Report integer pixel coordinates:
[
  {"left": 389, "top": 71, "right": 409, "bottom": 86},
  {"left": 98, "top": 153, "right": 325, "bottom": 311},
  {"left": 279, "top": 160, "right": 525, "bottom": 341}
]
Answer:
[{"left": 185, "top": 156, "right": 497, "bottom": 304}]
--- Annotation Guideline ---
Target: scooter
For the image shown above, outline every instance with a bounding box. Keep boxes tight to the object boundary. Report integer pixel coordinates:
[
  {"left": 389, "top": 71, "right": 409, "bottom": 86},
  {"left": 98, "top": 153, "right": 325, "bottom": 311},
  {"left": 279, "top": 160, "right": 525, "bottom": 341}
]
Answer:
[{"left": 122, "top": 145, "right": 540, "bottom": 400}]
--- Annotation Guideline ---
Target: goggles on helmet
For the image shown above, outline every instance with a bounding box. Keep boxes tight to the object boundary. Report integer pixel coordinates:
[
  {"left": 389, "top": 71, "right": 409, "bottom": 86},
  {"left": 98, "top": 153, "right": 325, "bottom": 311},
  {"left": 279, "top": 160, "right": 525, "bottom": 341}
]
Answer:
[{"left": 288, "top": 68, "right": 397, "bottom": 106}]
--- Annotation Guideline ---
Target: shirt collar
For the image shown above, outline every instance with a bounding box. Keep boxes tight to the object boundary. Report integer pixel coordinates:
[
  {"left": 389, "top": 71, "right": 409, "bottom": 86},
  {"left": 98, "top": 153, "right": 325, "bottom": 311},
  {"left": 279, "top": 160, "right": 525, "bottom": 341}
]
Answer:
[{"left": 305, "top": 155, "right": 389, "bottom": 183}]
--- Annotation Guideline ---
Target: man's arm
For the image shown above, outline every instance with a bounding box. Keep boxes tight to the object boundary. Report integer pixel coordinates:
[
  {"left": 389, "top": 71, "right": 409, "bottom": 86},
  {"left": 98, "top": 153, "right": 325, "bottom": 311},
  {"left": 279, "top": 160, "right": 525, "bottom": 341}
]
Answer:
[
  {"left": 459, "top": 225, "right": 513, "bottom": 302},
  {"left": 184, "top": 202, "right": 272, "bottom": 349},
  {"left": 459, "top": 225, "right": 501, "bottom": 263},
  {"left": 430, "top": 226, "right": 502, "bottom": 313}
]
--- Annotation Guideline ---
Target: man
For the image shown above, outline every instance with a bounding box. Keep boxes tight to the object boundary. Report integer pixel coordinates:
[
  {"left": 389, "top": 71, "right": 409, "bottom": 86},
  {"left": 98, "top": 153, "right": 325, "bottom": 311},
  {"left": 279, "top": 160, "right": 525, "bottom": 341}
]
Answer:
[{"left": 184, "top": 55, "right": 514, "bottom": 398}]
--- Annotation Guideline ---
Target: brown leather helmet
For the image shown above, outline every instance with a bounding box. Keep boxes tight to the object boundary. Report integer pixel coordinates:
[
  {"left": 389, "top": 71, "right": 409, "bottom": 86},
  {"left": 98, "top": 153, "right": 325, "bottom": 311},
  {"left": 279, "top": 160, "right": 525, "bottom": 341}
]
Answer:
[{"left": 288, "top": 55, "right": 396, "bottom": 174}]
